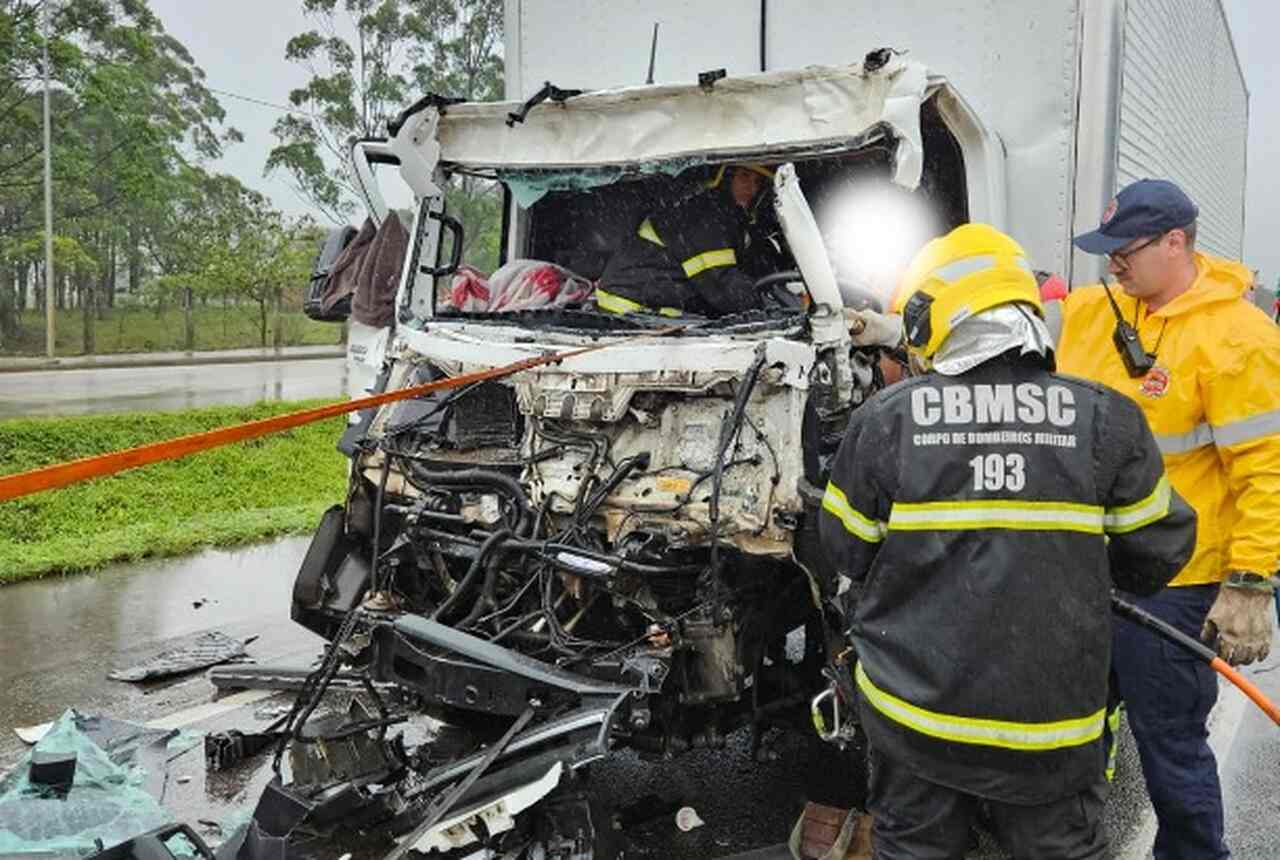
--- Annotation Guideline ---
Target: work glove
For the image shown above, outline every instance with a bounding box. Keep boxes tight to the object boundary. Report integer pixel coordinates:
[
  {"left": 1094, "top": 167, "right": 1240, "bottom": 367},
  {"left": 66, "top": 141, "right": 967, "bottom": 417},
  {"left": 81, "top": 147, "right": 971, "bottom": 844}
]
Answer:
[
  {"left": 1200, "top": 572, "right": 1276, "bottom": 666},
  {"left": 843, "top": 308, "right": 903, "bottom": 348}
]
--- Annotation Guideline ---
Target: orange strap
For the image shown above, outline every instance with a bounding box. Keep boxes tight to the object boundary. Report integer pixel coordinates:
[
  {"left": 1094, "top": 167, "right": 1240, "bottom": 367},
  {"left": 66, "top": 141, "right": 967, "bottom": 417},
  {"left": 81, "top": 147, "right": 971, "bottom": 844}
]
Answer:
[{"left": 0, "top": 340, "right": 625, "bottom": 503}]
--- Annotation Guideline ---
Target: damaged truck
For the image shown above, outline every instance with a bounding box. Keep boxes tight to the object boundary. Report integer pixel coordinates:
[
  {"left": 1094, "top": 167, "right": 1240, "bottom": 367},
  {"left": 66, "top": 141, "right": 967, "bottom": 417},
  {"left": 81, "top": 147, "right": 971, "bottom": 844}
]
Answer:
[{"left": 268, "top": 1, "right": 1247, "bottom": 857}]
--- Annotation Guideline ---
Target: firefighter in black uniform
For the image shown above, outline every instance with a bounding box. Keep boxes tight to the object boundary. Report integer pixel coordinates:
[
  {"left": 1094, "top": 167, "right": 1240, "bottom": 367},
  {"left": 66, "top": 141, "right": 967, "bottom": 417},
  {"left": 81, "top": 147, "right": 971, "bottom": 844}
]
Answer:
[
  {"left": 819, "top": 224, "right": 1197, "bottom": 858},
  {"left": 595, "top": 164, "right": 778, "bottom": 318}
]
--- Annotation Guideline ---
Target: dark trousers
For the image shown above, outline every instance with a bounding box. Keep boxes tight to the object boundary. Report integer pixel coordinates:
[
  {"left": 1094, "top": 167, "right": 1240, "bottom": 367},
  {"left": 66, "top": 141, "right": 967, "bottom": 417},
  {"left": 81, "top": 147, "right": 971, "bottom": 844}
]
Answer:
[
  {"left": 866, "top": 750, "right": 1107, "bottom": 859},
  {"left": 1113, "top": 584, "right": 1229, "bottom": 860}
]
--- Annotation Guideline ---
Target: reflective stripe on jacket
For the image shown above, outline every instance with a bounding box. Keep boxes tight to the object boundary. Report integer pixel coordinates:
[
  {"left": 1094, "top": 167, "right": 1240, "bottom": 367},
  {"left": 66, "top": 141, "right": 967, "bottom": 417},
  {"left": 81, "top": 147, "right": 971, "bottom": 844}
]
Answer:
[
  {"left": 818, "top": 355, "right": 1196, "bottom": 804},
  {"left": 597, "top": 189, "right": 762, "bottom": 317},
  {"left": 1058, "top": 252, "right": 1280, "bottom": 585}
]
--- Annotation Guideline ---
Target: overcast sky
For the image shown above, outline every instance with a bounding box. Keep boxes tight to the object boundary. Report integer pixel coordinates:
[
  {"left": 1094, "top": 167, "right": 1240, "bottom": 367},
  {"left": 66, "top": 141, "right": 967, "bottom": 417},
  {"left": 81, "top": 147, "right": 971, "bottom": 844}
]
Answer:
[{"left": 151, "top": 0, "right": 1278, "bottom": 288}]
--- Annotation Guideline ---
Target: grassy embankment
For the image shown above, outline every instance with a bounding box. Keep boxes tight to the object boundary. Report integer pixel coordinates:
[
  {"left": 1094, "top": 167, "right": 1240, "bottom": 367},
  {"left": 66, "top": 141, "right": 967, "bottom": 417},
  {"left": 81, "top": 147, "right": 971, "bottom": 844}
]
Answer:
[
  {"left": 1, "top": 307, "right": 344, "bottom": 356},
  {"left": 0, "top": 401, "right": 349, "bottom": 584}
]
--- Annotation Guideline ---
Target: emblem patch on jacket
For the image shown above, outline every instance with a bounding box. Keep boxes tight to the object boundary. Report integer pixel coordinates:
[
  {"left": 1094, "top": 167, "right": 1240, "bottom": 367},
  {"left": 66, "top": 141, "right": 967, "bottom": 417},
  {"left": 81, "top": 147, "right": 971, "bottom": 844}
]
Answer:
[{"left": 1139, "top": 364, "right": 1171, "bottom": 398}]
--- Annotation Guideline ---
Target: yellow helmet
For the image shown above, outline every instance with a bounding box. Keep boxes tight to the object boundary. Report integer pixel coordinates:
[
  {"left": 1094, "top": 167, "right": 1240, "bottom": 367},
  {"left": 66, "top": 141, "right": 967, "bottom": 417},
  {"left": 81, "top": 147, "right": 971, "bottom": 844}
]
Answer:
[
  {"left": 705, "top": 163, "right": 776, "bottom": 189},
  {"left": 891, "top": 223, "right": 1043, "bottom": 360}
]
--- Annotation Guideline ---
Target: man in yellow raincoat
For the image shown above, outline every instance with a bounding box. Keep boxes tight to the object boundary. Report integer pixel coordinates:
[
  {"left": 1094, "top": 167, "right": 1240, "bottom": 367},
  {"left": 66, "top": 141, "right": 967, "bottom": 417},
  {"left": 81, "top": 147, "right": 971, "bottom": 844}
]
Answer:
[{"left": 1059, "top": 178, "right": 1280, "bottom": 860}]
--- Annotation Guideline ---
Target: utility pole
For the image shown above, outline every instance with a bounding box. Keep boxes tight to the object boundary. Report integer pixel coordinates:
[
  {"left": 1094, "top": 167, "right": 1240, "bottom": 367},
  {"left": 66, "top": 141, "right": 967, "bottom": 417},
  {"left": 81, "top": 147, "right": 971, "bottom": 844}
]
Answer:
[{"left": 42, "top": 1, "right": 55, "bottom": 358}]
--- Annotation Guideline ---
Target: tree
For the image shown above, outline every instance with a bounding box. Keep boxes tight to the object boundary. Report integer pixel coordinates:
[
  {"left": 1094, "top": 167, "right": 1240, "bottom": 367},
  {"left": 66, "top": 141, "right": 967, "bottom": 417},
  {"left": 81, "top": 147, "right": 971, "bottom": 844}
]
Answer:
[
  {"left": 207, "top": 207, "right": 315, "bottom": 348},
  {"left": 1, "top": 0, "right": 239, "bottom": 353},
  {"left": 139, "top": 167, "right": 263, "bottom": 350},
  {"left": 268, "top": 0, "right": 504, "bottom": 223},
  {"left": 267, "top": 0, "right": 415, "bottom": 221},
  {"left": 404, "top": 0, "right": 503, "bottom": 102}
]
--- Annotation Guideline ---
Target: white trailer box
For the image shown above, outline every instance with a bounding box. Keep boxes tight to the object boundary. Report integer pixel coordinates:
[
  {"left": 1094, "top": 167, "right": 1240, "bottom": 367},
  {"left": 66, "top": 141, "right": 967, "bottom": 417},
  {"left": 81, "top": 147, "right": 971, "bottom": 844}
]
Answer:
[{"left": 505, "top": 0, "right": 1247, "bottom": 282}]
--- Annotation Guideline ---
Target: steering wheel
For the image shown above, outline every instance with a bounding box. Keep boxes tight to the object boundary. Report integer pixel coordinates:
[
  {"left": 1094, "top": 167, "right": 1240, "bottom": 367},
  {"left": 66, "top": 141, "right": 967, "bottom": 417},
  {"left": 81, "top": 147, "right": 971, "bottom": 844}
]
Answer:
[{"left": 752, "top": 270, "right": 806, "bottom": 310}]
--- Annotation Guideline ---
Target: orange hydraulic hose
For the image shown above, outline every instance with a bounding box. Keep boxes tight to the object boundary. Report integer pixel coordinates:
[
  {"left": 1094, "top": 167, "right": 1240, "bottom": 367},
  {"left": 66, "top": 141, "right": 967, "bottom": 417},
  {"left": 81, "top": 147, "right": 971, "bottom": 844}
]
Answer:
[
  {"left": 1209, "top": 656, "right": 1280, "bottom": 726},
  {"left": 0, "top": 335, "right": 661, "bottom": 504},
  {"left": 1112, "top": 594, "right": 1280, "bottom": 727}
]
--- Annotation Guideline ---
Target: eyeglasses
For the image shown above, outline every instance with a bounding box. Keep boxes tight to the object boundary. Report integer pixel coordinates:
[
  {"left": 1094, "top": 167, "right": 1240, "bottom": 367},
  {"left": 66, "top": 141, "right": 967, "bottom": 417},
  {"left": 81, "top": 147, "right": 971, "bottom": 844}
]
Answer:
[{"left": 1108, "top": 233, "right": 1166, "bottom": 267}]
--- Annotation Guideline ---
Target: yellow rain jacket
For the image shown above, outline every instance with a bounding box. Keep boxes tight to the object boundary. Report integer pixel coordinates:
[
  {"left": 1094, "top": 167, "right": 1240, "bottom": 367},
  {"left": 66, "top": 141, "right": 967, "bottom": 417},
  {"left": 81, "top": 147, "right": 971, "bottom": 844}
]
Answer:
[{"left": 1058, "top": 252, "right": 1280, "bottom": 586}]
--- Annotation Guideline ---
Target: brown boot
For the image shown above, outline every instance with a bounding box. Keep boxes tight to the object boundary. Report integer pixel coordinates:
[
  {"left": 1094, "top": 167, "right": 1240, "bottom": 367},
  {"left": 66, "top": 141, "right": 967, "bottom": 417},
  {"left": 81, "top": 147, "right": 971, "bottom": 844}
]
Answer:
[{"left": 790, "top": 802, "right": 873, "bottom": 860}]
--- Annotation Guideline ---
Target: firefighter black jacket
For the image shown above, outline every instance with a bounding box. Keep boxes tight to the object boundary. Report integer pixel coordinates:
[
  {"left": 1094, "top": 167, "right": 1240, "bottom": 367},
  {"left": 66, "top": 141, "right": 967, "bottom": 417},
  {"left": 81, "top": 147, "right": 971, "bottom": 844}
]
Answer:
[
  {"left": 819, "top": 353, "right": 1197, "bottom": 804},
  {"left": 597, "top": 188, "right": 766, "bottom": 317}
]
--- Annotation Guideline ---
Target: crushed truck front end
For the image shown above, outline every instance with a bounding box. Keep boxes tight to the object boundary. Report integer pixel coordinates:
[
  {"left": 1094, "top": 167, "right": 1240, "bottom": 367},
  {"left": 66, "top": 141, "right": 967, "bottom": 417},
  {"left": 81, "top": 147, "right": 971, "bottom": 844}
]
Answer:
[{"left": 283, "top": 58, "right": 987, "bottom": 856}]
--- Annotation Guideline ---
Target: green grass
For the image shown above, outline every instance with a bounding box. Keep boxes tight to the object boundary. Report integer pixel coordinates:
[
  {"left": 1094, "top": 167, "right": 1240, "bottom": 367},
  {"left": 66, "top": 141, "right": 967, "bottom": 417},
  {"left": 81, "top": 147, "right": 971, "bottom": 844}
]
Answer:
[
  {"left": 0, "top": 400, "right": 350, "bottom": 583},
  {"left": 1, "top": 306, "right": 345, "bottom": 356}
]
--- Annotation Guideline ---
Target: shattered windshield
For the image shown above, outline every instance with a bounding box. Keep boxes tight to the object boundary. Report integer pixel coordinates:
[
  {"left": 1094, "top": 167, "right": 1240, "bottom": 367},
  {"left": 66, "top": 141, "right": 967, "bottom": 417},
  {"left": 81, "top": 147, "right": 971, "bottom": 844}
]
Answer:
[
  {"left": 409, "top": 104, "right": 969, "bottom": 332},
  {"left": 423, "top": 153, "right": 904, "bottom": 328},
  {"left": 427, "top": 159, "right": 801, "bottom": 326}
]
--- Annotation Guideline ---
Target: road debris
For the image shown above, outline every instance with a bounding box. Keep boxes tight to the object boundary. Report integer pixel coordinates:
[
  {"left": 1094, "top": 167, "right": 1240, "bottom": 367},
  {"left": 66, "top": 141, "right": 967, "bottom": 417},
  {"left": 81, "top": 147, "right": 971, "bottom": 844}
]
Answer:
[
  {"left": 252, "top": 704, "right": 292, "bottom": 721},
  {"left": 676, "top": 806, "right": 705, "bottom": 832},
  {"left": 0, "top": 711, "right": 173, "bottom": 854},
  {"left": 203, "top": 729, "right": 283, "bottom": 773},
  {"left": 108, "top": 631, "right": 254, "bottom": 683},
  {"left": 14, "top": 722, "right": 52, "bottom": 745},
  {"left": 28, "top": 749, "right": 77, "bottom": 796},
  {"left": 84, "top": 823, "right": 215, "bottom": 860}
]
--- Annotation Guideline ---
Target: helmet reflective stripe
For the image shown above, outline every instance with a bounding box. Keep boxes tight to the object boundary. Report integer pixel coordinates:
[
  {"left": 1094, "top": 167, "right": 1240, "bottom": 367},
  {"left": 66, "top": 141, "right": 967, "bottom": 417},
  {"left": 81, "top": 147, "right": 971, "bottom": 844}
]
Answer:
[
  {"left": 932, "top": 254, "right": 997, "bottom": 283},
  {"left": 891, "top": 224, "right": 1044, "bottom": 360}
]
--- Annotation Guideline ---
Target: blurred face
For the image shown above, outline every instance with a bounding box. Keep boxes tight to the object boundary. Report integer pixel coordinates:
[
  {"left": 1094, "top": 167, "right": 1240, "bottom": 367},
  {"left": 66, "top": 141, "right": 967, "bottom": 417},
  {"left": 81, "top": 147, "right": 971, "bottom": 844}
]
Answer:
[
  {"left": 1107, "top": 228, "right": 1192, "bottom": 302},
  {"left": 730, "top": 168, "right": 767, "bottom": 208},
  {"left": 878, "top": 351, "right": 908, "bottom": 386}
]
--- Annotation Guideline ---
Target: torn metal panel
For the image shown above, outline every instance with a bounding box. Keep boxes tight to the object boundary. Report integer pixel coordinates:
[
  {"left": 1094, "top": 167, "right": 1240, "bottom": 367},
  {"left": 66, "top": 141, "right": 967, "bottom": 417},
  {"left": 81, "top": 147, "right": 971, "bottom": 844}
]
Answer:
[
  {"left": 395, "top": 325, "right": 816, "bottom": 386},
  {"left": 402, "top": 61, "right": 928, "bottom": 191}
]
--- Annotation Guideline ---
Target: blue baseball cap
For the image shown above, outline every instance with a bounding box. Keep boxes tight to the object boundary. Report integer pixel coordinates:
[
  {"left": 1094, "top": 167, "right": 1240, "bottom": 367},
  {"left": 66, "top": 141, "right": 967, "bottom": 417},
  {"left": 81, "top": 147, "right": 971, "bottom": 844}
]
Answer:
[{"left": 1073, "top": 179, "right": 1199, "bottom": 255}]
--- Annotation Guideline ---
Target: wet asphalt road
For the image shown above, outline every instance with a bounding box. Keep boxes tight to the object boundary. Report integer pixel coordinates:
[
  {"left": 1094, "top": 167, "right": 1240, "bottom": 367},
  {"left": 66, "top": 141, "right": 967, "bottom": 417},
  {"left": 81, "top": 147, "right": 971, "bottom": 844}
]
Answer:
[
  {"left": 1219, "top": 648, "right": 1280, "bottom": 859},
  {"left": 0, "top": 539, "right": 322, "bottom": 769},
  {"left": 1, "top": 540, "right": 1277, "bottom": 857},
  {"left": 0, "top": 539, "right": 843, "bottom": 857},
  {"left": 0, "top": 357, "right": 348, "bottom": 419}
]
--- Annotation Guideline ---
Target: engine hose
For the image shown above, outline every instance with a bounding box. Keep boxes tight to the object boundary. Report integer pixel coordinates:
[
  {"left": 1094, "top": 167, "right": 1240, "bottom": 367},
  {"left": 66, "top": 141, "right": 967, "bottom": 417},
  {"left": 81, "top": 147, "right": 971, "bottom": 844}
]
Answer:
[
  {"left": 578, "top": 452, "right": 651, "bottom": 524},
  {"left": 457, "top": 550, "right": 507, "bottom": 630},
  {"left": 404, "top": 466, "right": 535, "bottom": 536},
  {"left": 497, "top": 537, "right": 703, "bottom": 576},
  {"left": 370, "top": 459, "right": 392, "bottom": 592},
  {"left": 431, "top": 529, "right": 513, "bottom": 623},
  {"left": 707, "top": 344, "right": 769, "bottom": 603}
]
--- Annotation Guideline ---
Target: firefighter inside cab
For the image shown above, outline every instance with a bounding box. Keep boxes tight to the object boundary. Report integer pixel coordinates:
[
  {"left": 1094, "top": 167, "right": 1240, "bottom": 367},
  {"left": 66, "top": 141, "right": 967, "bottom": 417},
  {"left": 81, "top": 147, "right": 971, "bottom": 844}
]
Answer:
[
  {"left": 820, "top": 224, "right": 1197, "bottom": 858},
  {"left": 595, "top": 164, "right": 783, "bottom": 318}
]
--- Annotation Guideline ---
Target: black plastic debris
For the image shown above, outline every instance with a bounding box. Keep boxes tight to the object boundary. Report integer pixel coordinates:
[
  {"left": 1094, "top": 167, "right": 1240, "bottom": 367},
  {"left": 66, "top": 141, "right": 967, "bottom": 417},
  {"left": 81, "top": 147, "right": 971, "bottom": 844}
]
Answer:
[
  {"left": 213, "top": 779, "right": 312, "bottom": 860},
  {"left": 863, "top": 47, "right": 900, "bottom": 73},
  {"left": 28, "top": 750, "right": 76, "bottom": 796},
  {"left": 86, "top": 823, "right": 215, "bottom": 860},
  {"left": 698, "top": 67, "right": 727, "bottom": 91},
  {"left": 108, "top": 632, "right": 252, "bottom": 683},
  {"left": 204, "top": 730, "right": 282, "bottom": 773}
]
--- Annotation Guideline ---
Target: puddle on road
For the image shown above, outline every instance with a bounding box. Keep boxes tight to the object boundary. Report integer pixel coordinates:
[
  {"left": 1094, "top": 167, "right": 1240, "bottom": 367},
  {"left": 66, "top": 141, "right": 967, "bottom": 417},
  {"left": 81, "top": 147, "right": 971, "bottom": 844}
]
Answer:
[{"left": 0, "top": 539, "right": 323, "bottom": 769}]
